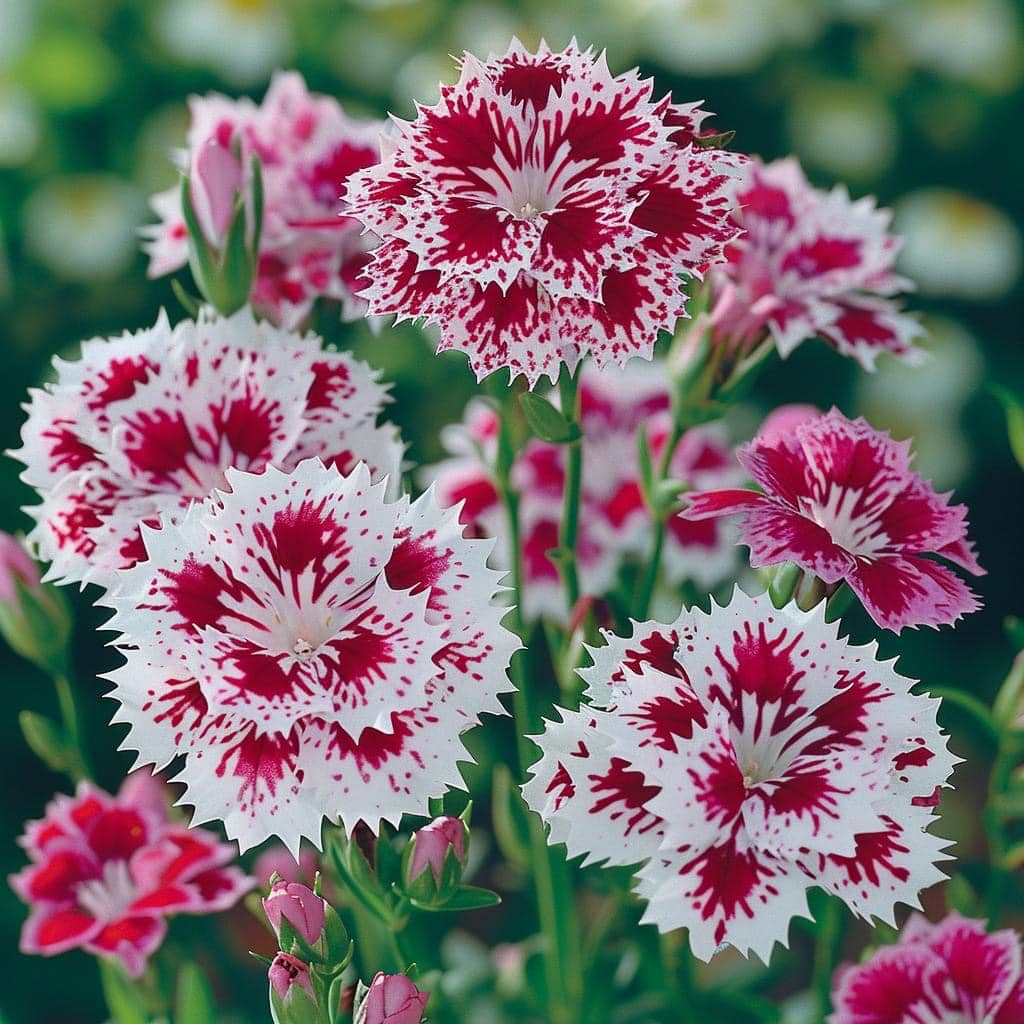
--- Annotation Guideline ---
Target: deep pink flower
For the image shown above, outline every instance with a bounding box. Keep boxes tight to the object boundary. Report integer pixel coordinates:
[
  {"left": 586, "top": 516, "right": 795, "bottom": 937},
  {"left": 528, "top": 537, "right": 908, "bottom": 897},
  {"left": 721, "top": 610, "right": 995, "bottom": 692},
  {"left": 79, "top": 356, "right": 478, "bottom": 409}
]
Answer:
[
  {"left": 424, "top": 360, "right": 742, "bottom": 621},
  {"left": 711, "top": 157, "right": 923, "bottom": 369},
  {"left": 359, "top": 972, "right": 429, "bottom": 1024},
  {"left": 269, "top": 951, "right": 315, "bottom": 1000},
  {"left": 524, "top": 588, "right": 956, "bottom": 962},
  {"left": 263, "top": 879, "right": 325, "bottom": 946},
  {"left": 103, "top": 459, "right": 517, "bottom": 853},
  {"left": 9, "top": 773, "right": 253, "bottom": 977},
  {"left": 346, "top": 39, "right": 738, "bottom": 385},
  {"left": 142, "top": 72, "right": 382, "bottom": 328},
  {"left": 829, "top": 912, "right": 1024, "bottom": 1024},
  {"left": 13, "top": 308, "right": 402, "bottom": 590},
  {"left": 682, "top": 407, "right": 983, "bottom": 632},
  {"left": 407, "top": 816, "right": 466, "bottom": 885},
  {"left": 0, "top": 532, "right": 40, "bottom": 603}
]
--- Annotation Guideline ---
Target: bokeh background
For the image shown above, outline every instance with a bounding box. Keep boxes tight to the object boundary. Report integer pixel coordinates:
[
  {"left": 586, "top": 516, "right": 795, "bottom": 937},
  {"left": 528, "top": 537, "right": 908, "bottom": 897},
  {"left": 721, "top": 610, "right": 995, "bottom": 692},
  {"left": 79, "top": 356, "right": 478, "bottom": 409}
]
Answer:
[{"left": 1, "top": 1, "right": 1022, "bottom": 1021}]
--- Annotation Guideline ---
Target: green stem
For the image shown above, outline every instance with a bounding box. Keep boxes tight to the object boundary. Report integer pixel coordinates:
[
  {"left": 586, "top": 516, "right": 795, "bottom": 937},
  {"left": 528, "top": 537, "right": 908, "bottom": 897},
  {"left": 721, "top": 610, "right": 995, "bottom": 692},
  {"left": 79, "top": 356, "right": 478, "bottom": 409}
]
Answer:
[
  {"left": 985, "top": 733, "right": 1022, "bottom": 924},
  {"left": 812, "top": 896, "right": 843, "bottom": 1018},
  {"left": 558, "top": 365, "right": 583, "bottom": 615},
  {"left": 54, "top": 671, "right": 90, "bottom": 781}
]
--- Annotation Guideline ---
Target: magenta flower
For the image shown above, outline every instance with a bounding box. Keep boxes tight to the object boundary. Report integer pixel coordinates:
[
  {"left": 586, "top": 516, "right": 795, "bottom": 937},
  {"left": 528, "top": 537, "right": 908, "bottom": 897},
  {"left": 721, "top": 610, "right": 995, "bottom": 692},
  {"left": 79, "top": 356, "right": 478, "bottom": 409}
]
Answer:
[
  {"left": 682, "top": 407, "right": 983, "bottom": 632},
  {"left": 103, "top": 459, "right": 517, "bottom": 852},
  {"left": 711, "top": 157, "right": 923, "bottom": 369},
  {"left": 263, "top": 879, "right": 326, "bottom": 946},
  {"left": 358, "top": 972, "right": 429, "bottom": 1024},
  {"left": 9, "top": 773, "right": 253, "bottom": 977},
  {"left": 142, "top": 72, "right": 382, "bottom": 328},
  {"left": 829, "top": 913, "right": 1024, "bottom": 1024},
  {"left": 13, "top": 308, "right": 402, "bottom": 590},
  {"left": 524, "top": 589, "right": 956, "bottom": 962},
  {"left": 346, "top": 39, "right": 738, "bottom": 385},
  {"left": 407, "top": 816, "right": 467, "bottom": 885}
]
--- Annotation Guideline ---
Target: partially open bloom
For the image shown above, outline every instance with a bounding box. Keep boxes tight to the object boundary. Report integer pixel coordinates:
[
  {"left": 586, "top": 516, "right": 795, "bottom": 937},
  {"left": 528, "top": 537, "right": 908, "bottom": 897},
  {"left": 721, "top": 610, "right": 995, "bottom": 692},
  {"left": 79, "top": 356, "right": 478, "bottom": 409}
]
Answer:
[
  {"left": 682, "top": 407, "right": 983, "bottom": 632},
  {"left": 14, "top": 308, "right": 402, "bottom": 590},
  {"left": 357, "top": 972, "right": 429, "bottom": 1024},
  {"left": 424, "top": 360, "right": 742, "bottom": 621},
  {"left": 9, "top": 773, "right": 253, "bottom": 977},
  {"left": 524, "top": 588, "right": 956, "bottom": 962},
  {"left": 407, "top": 816, "right": 467, "bottom": 885},
  {"left": 346, "top": 38, "right": 738, "bottom": 385},
  {"left": 711, "top": 157, "right": 923, "bottom": 369},
  {"left": 104, "top": 459, "right": 517, "bottom": 852},
  {"left": 143, "top": 72, "right": 382, "bottom": 327},
  {"left": 829, "top": 912, "right": 1024, "bottom": 1024}
]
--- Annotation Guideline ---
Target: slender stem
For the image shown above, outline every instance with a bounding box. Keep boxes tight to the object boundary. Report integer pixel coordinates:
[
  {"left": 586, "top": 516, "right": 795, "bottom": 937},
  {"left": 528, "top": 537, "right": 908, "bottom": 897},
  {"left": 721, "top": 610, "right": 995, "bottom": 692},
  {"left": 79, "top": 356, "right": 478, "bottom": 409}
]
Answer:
[
  {"left": 812, "top": 896, "right": 843, "bottom": 1018},
  {"left": 986, "top": 732, "right": 1022, "bottom": 924},
  {"left": 54, "top": 671, "right": 90, "bottom": 781},
  {"left": 558, "top": 366, "right": 583, "bottom": 615}
]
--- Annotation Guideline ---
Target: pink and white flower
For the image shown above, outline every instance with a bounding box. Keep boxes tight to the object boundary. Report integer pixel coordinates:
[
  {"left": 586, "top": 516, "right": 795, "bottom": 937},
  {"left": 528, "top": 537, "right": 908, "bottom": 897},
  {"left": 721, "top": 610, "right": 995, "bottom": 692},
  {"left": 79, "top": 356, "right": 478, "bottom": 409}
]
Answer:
[
  {"left": 103, "top": 459, "right": 517, "bottom": 853},
  {"left": 346, "top": 39, "right": 738, "bottom": 385},
  {"left": 13, "top": 308, "right": 402, "bottom": 590},
  {"left": 829, "top": 912, "right": 1024, "bottom": 1024},
  {"left": 142, "top": 72, "right": 382, "bottom": 328},
  {"left": 424, "top": 360, "right": 743, "bottom": 621},
  {"left": 524, "top": 588, "right": 956, "bottom": 962},
  {"left": 9, "top": 773, "right": 253, "bottom": 977},
  {"left": 682, "top": 407, "right": 983, "bottom": 632},
  {"left": 711, "top": 156, "right": 924, "bottom": 369}
]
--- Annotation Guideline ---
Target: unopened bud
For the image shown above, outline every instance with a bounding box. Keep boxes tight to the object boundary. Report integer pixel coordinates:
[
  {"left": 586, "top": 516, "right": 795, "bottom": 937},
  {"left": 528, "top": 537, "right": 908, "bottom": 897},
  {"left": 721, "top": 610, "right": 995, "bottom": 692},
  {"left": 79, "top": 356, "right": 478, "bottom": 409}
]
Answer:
[
  {"left": 191, "top": 136, "right": 244, "bottom": 246},
  {"left": 268, "top": 952, "right": 318, "bottom": 1024},
  {"left": 354, "top": 973, "right": 429, "bottom": 1024},
  {"left": 263, "top": 879, "right": 326, "bottom": 947}
]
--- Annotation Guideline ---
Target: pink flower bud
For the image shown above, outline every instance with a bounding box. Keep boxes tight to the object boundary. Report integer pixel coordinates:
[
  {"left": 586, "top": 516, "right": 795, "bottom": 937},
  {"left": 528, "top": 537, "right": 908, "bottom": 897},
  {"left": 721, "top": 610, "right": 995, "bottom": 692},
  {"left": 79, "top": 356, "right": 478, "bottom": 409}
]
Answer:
[
  {"left": 263, "top": 879, "right": 326, "bottom": 946},
  {"left": 408, "top": 816, "right": 466, "bottom": 885},
  {"left": 190, "top": 135, "right": 243, "bottom": 245},
  {"left": 269, "top": 952, "right": 315, "bottom": 1000},
  {"left": 0, "top": 533, "right": 40, "bottom": 603},
  {"left": 756, "top": 404, "right": 821, "bottom": 448},
  {"left": 360, "top": 973, "right": 429, "bottom": 1024}
]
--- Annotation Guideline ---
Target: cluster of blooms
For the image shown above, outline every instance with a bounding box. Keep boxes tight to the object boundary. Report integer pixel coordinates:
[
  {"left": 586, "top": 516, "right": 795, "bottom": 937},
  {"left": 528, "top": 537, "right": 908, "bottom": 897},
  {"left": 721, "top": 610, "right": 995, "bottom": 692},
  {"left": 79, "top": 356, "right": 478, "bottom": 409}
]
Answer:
[
  {"left": 103, "top": 458, "right": 517, "bottom": 852},
  {"left": 710, "top": 156, "right": 924, "bottom": 369},
  {"left": 143, "top": 72, "right": 383, "bottom": 328},
  {"left": 683, "top": 405, "right": 983, "bottom": 632},
  {"left": 13, "top": 308, "right": 402, "bottom": 590},
  {"left": 425, "top": 359, "right": 743, "bottom": 621},
  {"left": 830, "top": 913, "right": 1024, "bottom": 1023},
  {"left": 345, "top": 38, "right": 739, "bottom": 385},
  {"left": 524, "top": 588, "right": 956, "bottom": 961},
  {"left": 9, "top": 773, "right": 253, "bottom": 976}
]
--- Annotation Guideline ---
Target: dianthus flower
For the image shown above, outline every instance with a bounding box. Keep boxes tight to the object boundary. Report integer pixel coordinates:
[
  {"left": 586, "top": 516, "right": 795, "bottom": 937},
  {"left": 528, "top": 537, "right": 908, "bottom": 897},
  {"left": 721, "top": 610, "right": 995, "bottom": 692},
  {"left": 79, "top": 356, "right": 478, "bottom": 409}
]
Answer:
[
  {"left": 830, "top": 912, "right": 1024, "bottom": 1024},
  {"left": 13, "top": 308, "right": 402, "bottom": 590},
  {"left": 143, "top": 72, "right": 382, "bottom": 328},
  {"left": 9, "top": 773, "right": 253, "bottom": 977},
  {"left": 524, "top": 588, "right": 956, "bottom": 962},
  {"left": 103, "top": 459, "right": 517, "bottom": 852},
  {"left": 711, "top": 157, "right": 923, "bottom": 369},
  {"left": 346, "top": 39, "right": 738, "bottom": 385},
  {"left": 682, "top": 407, "right": 983, "bottom": 632},
  {"left": 424, "top": 360, "right": 742, "bottom": 621}
]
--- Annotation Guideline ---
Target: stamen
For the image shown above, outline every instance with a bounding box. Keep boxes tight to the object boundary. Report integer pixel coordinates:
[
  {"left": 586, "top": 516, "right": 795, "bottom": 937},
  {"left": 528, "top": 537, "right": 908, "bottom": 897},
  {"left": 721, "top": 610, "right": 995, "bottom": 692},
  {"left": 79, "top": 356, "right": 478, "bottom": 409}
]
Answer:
[{"left": 293, "top": 638, "right": 315, "bottom": 661}]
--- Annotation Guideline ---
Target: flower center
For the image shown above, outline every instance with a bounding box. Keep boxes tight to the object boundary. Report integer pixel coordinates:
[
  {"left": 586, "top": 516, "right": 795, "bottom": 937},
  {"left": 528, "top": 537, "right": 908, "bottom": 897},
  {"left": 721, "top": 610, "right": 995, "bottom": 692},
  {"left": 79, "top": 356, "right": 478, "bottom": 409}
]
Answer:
[
  {"left": 292, "top": 637, "right": 316, "bottom": 661},
  {"left": 76, "top": 860, "right": 137, "bottom": 923},
  {"left": 801, "top": 484, "right": 888, "bottom": 557}
]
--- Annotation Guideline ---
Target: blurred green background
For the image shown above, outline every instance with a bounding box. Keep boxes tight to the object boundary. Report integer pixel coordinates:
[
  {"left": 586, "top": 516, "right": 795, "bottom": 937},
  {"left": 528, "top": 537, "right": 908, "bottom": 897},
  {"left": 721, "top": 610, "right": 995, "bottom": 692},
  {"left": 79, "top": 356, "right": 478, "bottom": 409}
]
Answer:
[{"left": 0, "top": 1, "right": 1022, "bottom": 1021}]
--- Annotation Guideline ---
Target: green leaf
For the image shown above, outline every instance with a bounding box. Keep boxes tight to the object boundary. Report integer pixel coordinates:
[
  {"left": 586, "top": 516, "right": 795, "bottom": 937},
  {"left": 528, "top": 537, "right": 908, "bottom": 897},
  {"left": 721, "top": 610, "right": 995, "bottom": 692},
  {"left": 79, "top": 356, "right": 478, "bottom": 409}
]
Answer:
[
  {"left": 945, "top": 873, "right": 980, "bottom": 915},
  {"left": 694, "top": 129, "right": 736, "bottom": 149},
  {"left": 19, "top": 710, "right": 69, "bottom": 774},
  {"left": 519, "top": 392, "right": 578, "bottom": 444},
  {"left": 768, "top": 563, "right": 802, "bottom": 609},
  {"left": 412, "top": 885, "right": 501, "bottom": 912},
  {"left": 98, "top": 960, "right": 149, "bottom": 1024},
  {"left": 992, "top": 385, "right": 1024, "bottom": 472},
  {"left": 175, "top": 962, "right": 217, "bottom": 1024},
  {"left": 993, "top": 653, "right": 1024, "bottom": 730},
  {"left": 636, "top": 428, "right": 654, "bottom": 499},
  {"left": 171, "top": 279, "right": 201, "bottom": 318},
  {"left": 491, "top": 764, "right": 531, "bottom": 871}
]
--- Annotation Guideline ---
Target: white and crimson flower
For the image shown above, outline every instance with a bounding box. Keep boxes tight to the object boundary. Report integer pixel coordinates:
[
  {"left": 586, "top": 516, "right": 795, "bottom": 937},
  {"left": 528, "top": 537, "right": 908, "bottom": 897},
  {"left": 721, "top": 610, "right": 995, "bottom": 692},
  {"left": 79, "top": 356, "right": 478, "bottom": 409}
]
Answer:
[
  {"left": 102, "top": 459, "right": 517, "bottom": 853},
  {"left": 829, "top": 912, "right": 1024, "bottom": 1024},
  {"left": 682, "top": 407, "right": 983, "bottom": 632},
  {"left": 13, "top": 308, "right": 402, "bottom": 590},
  {"left": 423, "top": 360, "right": 742, "bottom": 622},
  {"left": 143, "top": 72, "right": 382, "bottom": 328},
  {"left": 346, "top": 38, "right": 739, "bottom": 386},
  {"left": 711, "top": 156, "right": 923, "bottom": 370},
  {"left": 523, "top": 588, "right": 956, "bottom": 962},
  {"left": 9, "top": 773, "right": 253, "bottom": 977}
]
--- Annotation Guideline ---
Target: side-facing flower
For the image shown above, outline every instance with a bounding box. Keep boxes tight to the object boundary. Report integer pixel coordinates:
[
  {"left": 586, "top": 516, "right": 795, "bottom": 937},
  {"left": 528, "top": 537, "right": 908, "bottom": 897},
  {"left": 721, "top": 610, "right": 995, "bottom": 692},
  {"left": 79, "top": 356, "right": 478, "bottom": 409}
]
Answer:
[
  {"left": 524, "top": 588, "right": 957, "bottom": 962},
  {"left": 9, "top": 772, "right": 253, "bottom": 977},
  {"left": 355, "top": 972, "right": 429, "bottom": 1024},
  {"left": 711, "top": 156, "right": 924, "bottom": 369},
  {"left": 682, "top": 407, "right": 983, "bottom": 632},
  {"left": 103, "top": 459, "right": 517, "bottom": 853},
  {"left": 13, "top": 307, "right": 402, "bottom": 590},
  {"left": 346, "top": 38, "right": 738, "bottom": 386},
  {"left": 143, "top": 72, "right": 382, "bottom": 328},
  {"left": 829, "top": 912, "right": 1024, "bottom": 1024}
]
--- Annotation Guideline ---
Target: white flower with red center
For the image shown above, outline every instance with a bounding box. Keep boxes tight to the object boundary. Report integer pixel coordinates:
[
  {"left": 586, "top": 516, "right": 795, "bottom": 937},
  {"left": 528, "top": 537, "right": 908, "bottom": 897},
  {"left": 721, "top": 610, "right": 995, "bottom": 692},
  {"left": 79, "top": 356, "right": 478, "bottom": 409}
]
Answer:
[
  {"left": 682, "top": 407, "right": 984, "bottom": 632},
  {"left": 711, "top": 156, "right": 924, "bottom": 369},
  {"left": 102, "top": 459, "right": 517, "bottom": 853},
  {"left": 9, "top": 773, "right": 253, "bottom": 977},
  {"left": 829, "top": 912, "right": 1024, "bottom": 1024},
  {"left": 13, "top": 308, "right": 402, "bottom": 590},
  {"left": 423, "top": 360, "right": 742, "bottom": 621},
  {"left": 345, "top": 38, "right": 739, "bottom": 386},
  {"left": 524, "top": 588, "right": 956, "bottom": 962},
  {"left": 142, "top": 72, "right": 382, "bottom": 328}
]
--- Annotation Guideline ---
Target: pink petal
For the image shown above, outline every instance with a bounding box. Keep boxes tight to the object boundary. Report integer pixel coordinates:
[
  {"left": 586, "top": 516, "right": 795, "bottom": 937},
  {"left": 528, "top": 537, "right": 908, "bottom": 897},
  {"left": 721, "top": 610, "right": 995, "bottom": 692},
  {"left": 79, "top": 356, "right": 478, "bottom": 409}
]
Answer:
[
  {"left": 828, "top": 943, "right": 945, "bottom": 1024},
  {"left": 20, "top": 906, "right": 101, "bottom": 956},
  {"left": 86, "top": 915, "right": 167, "bottom": 978},
  {"left": 681, "top": 488, "right": 767, "bottom": 520}
]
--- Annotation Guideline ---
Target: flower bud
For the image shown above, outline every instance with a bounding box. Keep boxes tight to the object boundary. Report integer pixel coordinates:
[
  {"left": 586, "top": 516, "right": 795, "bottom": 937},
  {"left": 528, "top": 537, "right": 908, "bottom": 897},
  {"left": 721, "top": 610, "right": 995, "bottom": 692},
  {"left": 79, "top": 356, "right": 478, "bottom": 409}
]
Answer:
[
  {"left": 355, "top": 973, "right": 429, "bottom": 1024},
  {"left": 268, "top": 952, "right": 318, "bottom": 1024},
  {"left": 406, "top": 816, "right": 467, "bottom": 892},
  {"left": 191, "top": 135, "right": 243, "bottom": 247},
  {"left": 263, "top": 878, "right": 326, "bottom": 947}
]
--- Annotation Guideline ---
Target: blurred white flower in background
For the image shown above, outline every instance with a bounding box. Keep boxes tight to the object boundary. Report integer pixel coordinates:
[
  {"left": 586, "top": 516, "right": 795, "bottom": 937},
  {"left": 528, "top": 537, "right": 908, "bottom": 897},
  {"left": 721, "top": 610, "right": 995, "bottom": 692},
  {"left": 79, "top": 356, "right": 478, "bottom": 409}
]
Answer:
[
  {"left": 153, "top": 0, "right": 292, "bottom": 86},
  {"left": 896, "top": 188, "right": 1022, "bottom": 300},
  {"left": 22, "top": 175, "right": 145, "bottom": 282},
  {"left": 0, "top": 84, "right": 40, "bottom": 167},
  {"left": 0, "top": 0, "right": 34, "bottom": 69}
]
